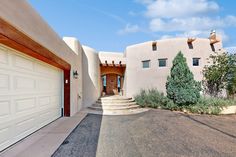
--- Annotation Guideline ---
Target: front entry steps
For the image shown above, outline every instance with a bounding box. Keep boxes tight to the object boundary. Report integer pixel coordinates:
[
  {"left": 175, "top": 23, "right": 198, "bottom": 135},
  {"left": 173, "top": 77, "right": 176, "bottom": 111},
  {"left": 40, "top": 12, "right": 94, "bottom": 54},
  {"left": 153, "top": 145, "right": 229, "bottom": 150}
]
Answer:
[{"left": 87, "top": 95, "right": 148, "bottom": 115}]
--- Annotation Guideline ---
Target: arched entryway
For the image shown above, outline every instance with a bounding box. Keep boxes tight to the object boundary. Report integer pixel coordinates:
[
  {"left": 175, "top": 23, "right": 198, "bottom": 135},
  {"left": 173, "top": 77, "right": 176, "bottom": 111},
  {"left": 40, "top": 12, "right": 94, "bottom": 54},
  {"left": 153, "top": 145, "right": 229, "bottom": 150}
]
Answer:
[
  {"left": 100, "top": 66, "right": 125, "bottom": 96},
  {"left": 102, "top": 74, "right": 123, "bottom": 95}
]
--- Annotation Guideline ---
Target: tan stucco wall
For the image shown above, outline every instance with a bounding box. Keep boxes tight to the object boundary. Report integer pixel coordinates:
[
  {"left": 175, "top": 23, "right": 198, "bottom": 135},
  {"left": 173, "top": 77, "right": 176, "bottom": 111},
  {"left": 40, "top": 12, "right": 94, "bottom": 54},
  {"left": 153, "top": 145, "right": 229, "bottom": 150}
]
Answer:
[
  {"left": 0, "top": 0, "right": 82, "bottom": 116},
  {"left": 82, "top": 46, "right": 101, "bottom": 107},
  {"left": 63, "top": 37, "right": 83, "bottom": 112},
  {"left": 125, "top": 38, "right": 223, "bottom": 97}
]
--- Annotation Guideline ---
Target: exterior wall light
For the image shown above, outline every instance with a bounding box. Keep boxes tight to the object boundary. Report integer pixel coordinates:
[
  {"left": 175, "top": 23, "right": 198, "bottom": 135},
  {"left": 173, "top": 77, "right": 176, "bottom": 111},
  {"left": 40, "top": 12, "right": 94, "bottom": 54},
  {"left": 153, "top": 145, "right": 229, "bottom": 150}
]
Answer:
[{"left": 73, "top": 70, "right": 79, "bottom": 79}]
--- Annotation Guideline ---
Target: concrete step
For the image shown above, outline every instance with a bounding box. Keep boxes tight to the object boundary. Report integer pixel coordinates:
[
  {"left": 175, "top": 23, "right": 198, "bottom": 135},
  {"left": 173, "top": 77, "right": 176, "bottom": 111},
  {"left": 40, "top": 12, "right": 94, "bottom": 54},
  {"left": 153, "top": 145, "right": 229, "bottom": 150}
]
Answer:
[
  {"left": 87, "top": 95, "right": 146, "bottom": 115},
  {"left": 82, "top": 108, "right": 149, "bottom": 116},
  {"left": 88, "top": 104, "right": 140, "bottom": 110},
  {"left": 96, "top": 99, "right": 135, "bottom": 104},
  {"left": 99, "top": 96, "right": 132, "bottom": 101},
  {"left": 96, "top": 100, "right": 136, "bottom": 105},
  {"left": 93, "top": 102, "right": 137, "bottom": 107}
]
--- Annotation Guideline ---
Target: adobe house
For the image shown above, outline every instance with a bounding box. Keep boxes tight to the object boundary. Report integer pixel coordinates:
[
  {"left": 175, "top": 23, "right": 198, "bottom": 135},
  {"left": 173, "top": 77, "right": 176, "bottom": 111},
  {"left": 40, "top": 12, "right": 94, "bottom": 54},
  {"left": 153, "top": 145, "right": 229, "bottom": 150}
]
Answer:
[{"left": 0, "top": 0, "right": 223, "bottom": 152}]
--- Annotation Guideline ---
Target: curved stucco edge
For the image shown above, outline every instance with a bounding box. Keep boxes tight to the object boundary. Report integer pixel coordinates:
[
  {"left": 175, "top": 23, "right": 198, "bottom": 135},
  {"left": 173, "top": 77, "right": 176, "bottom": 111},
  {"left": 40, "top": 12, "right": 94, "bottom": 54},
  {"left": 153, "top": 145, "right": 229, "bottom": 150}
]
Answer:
[{"left": 81, "top": 45, "right": 101, "bottom": 107}]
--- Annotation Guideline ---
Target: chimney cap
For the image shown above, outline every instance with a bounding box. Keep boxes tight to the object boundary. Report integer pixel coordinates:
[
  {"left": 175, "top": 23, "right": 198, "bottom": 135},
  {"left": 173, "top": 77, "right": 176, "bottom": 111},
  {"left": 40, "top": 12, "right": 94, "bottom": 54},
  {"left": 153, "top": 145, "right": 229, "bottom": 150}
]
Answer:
[{"left": 211, "top": 30, "right": 216, "bottom": 34}]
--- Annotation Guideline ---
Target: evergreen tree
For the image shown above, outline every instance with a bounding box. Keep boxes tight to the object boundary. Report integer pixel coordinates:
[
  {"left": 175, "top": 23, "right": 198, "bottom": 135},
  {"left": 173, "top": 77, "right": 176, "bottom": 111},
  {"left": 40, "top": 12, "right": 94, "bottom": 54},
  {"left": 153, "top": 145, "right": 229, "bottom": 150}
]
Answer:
[{"left": 166, "top": 51, "right": 201, "bottom": 105}]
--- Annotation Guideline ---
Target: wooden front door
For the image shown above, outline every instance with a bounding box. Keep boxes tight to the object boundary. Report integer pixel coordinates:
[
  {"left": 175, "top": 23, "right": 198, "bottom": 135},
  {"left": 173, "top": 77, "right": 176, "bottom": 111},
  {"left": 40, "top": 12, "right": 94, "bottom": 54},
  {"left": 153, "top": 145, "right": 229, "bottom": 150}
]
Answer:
[{"left": 106, "top": 74, "right": 118, "bottom": 95}]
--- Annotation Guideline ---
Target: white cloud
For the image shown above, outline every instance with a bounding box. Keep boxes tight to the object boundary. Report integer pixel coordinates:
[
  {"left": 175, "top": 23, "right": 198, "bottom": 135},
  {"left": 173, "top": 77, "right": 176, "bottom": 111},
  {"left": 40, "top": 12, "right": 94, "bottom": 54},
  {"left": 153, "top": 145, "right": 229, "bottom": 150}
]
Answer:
[
  {"left": 126, "top": 0, "right": 236, "bottom": 45},
  {"left": 134, "top": 0, "right": 236, "bottom": 45},
  {"left": 144, "top": 0, "right": 219, "bottom": 18},
  {"left": 160, "top": 29, "right": 229, "bottom": 42},
  {"left": 149, "top": 16, "right": 236, "bottom": 32},
  {"left": 118, "top": 24, "right": 141, "bottom": 35}
]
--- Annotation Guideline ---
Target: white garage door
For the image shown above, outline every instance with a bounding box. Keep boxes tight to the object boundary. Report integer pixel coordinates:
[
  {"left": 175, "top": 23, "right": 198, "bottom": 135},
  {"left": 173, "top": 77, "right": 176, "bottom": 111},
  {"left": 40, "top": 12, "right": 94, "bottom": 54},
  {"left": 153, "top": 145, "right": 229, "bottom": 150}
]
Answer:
[{"left": 0, "top": 44, "right": 63, "bottom": 151}]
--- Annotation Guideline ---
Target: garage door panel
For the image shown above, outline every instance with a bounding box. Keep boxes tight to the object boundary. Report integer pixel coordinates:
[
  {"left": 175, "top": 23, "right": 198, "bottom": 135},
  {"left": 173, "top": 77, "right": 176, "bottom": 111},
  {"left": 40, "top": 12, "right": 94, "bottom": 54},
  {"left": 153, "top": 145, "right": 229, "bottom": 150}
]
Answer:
[
  {"left": 0, "top": 101, "right": 11, "bottom": 117},
  {"left": 15, "top": 98, "right": 36, "bottom": 113},
  {"left": 52, "top": 79, "right": 61, "bottom": 90},
  {"left": 38, "top": 100, "right": 60, "bottom": 110},
  {"left": 35, "top": 62, "right": 53, "bottom": 75},
  {"left": 51, "top": 95, "right": 60, "bottom": 104},
  {"left": 15, "top": 118, "right": 35, "bottom": 132},
  {"left": 38, "top": 96, "right": 50, "bottom": 107},
  {"left": 0, "top": 127, "right": 12, "bottom": 151},
  {"left": 15, "top": 117, "right": 36, "bottom": 137},
  {"left": 38, "top": 109, "right": 57, "bottom": 124},
  {"left": 38, "top": 109, "right": 60, "bottom": 129},
  {"left": 37, "top": 79, "right": 52, "bottom": 90},
  {"left": 0, "top": 44, "right": 63, "bottom": 151},
  {"left": 0, "top": 74, "right": 9, "bottom": 89},
  {"left": 38, "top": 110, "right": 52, "bottom": 122},
  {"left": 0, "top": 127, "right": 11, "bottom": 145},
  {"left": 0, "top": 47, "right": 8, "bottom": 65},
  {"left": 14, "top": 76, "right": 36, "bottom": 90},
  {"left": 12, "top": 54, "right": 34, "bottom": 71}
]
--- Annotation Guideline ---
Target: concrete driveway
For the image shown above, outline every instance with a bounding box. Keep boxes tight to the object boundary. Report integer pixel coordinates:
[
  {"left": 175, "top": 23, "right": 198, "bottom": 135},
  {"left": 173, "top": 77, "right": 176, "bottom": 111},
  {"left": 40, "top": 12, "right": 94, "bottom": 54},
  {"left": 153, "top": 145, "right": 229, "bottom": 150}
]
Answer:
[{"left": 53, "top": 109, "right": 236, "bottom": 157}]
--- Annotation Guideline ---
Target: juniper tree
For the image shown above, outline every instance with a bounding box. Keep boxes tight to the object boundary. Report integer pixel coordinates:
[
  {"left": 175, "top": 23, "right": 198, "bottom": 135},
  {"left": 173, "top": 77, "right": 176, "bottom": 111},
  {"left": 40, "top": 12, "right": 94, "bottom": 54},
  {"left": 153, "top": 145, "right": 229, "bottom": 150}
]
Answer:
[{"left": 166, "top": 51, "right": 201, "bottom": 105}]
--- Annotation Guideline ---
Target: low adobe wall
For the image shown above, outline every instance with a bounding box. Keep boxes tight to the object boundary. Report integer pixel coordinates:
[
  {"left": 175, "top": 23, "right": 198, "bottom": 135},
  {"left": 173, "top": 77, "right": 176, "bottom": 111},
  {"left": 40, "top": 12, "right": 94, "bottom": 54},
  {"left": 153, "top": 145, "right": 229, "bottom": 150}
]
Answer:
[{"left": 220, "top": 106, "right": 236, "bottom": 114}]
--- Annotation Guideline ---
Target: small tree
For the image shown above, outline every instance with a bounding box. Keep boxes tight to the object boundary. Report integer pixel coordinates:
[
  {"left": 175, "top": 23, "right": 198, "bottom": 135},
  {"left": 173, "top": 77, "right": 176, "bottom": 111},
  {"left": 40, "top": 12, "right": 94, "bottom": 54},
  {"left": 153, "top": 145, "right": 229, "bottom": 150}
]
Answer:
[
  {"left": 226, "top": 54, "right": 236, "bottom": 97},
  {"left": 203, "top": 52, "right": 236, "bottom": 97},
  {"left": 166, "top": 52, "right": 201, "bottom": 105}
]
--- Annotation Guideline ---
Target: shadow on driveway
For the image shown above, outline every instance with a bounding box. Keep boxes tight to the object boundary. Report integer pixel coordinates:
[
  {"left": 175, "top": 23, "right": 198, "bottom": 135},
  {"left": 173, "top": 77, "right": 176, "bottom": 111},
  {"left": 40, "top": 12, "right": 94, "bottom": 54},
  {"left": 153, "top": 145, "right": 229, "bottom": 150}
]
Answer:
[
  {"left": 52, "top": 110, "right": 236, "bottom": 157},
  {"left": 52, "top": 114, "right": 102, "bottom": 157},
  {"left": 182, "top": 114, "right": 236, "bottom": 139}
]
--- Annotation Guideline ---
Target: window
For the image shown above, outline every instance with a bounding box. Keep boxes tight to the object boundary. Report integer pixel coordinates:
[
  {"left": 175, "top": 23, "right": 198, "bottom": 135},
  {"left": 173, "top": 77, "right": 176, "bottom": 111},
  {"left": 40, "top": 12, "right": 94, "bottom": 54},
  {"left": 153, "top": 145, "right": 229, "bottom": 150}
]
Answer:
[
  {"left": 152, "top": 42, "right": 157, "bottom": 51},
  {"left": 193, "top": 58, "right": 200, "bottom": 66},
  {"left": 117, "top": 75, "right": 121, "bottom": 92},
  {"left": 142, "top": 60, "right": 150, "bottom": 68},
  {"left": 158, "top": 59, "right": 167, "bottom": 67},
  {"left": 102, "top": 75, "right": 106, "bottom": 92}
]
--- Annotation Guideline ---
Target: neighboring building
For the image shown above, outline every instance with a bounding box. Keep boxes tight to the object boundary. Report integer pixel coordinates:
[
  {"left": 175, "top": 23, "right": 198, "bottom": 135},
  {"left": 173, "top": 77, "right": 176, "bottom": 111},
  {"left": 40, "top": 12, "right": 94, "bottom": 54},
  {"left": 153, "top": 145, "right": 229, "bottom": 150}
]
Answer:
[{"left": 0, "top": 0, "right": 223, "bottom": 151}]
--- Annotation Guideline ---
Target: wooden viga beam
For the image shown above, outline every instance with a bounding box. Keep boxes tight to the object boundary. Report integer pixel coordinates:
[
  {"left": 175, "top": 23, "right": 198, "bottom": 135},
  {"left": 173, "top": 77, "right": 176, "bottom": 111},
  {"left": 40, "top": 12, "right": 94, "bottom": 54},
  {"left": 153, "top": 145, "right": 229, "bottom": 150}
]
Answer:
[
  {"left": 187, "top": 38, "right": 196, "bottom": 43},
  {"left": 210, "top": 39, "right": 220, "bottom": 44}
]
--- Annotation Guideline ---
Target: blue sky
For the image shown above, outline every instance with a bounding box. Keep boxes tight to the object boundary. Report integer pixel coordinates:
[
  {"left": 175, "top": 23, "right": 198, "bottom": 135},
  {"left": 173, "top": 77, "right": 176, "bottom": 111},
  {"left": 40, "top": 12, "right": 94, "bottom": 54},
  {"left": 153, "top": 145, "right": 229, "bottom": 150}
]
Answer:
[{"left": 28, "top": 0, "right": 236, "bottom": 52}]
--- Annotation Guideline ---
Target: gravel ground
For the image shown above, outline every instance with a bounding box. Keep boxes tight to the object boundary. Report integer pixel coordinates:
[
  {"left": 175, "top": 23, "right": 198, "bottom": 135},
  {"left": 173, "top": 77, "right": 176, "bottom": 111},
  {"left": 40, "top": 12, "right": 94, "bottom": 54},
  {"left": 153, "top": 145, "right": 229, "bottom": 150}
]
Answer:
[{"left": 52, "top": 109, "right": 236, "bottom": 157}]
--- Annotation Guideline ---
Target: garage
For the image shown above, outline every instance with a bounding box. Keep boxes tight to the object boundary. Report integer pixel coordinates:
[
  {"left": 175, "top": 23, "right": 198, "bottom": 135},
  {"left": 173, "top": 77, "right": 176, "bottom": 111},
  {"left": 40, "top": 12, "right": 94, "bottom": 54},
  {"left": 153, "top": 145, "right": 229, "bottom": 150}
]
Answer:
[{"left": 0, "top": 44, "right": 63, "bottom": 151}]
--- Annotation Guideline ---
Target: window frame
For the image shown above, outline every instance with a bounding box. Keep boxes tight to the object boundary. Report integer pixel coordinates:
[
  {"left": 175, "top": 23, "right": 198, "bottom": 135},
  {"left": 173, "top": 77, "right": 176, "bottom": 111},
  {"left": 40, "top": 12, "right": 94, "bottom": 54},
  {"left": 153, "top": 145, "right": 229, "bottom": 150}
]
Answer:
[
  {"left": 192, "top": 58, "right": 200, "bottom": 66},
  {"left": 158, "top": 58, "right": 167, "bottom": 67},
  {"left": 142, "top": 60, "right": 151, "bottom": 69}
]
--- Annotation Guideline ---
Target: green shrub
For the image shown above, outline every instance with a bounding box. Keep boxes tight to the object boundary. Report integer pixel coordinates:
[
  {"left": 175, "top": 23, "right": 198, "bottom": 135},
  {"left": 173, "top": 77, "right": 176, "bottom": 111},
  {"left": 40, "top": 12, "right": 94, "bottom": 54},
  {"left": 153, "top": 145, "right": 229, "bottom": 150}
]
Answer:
[
  {"left": 166, "top": 52, "right": 201, "bottom": 105},
  {"left": 135, "top": 89, "right": 167, "bottom": 108},
  {"left": 161, "top": 100, "right": 180, "bottom": 111},
  {"left": 134, "top": 89, "right": 147, "bottom": 108},
  {"left": 184, "top": 97, "right": 235, "bottom": 114},
  {"left": 135, "top": 89, "right": 235, "bottom": 115}
]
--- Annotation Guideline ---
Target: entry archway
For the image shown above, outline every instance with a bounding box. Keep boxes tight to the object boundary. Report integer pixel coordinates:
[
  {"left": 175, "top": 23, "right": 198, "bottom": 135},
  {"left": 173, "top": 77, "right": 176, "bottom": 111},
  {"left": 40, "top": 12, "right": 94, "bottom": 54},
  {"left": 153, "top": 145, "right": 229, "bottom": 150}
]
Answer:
[
  {"left": 100, "top": 66, "right": 125, "bottom": 96},
  {"left": 102, "top": 73, "right": 123, "bottom": 95}
]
